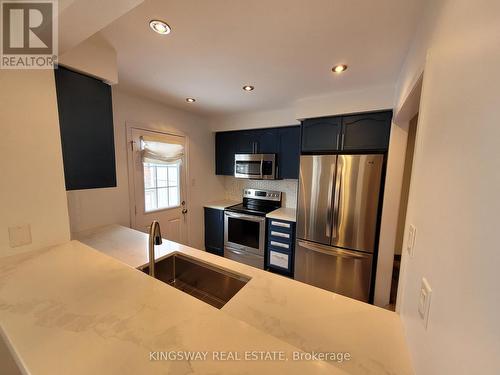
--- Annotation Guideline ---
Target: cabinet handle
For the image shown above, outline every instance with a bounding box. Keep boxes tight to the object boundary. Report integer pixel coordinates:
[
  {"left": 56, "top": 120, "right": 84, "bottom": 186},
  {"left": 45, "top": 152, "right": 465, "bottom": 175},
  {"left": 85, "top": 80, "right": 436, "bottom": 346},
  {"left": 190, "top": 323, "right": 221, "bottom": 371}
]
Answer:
[
  {"left": 336, "top": 133, "right": 340, "bottom": 149},
  {"left": 271, "top": 221, "right": 290, "bottom": 228},
  {"left": 271, "top": 231, "right": 290, "bottom": 239},
  {"left": 271, "top": 241, "right": 289, "bottom": 249}
]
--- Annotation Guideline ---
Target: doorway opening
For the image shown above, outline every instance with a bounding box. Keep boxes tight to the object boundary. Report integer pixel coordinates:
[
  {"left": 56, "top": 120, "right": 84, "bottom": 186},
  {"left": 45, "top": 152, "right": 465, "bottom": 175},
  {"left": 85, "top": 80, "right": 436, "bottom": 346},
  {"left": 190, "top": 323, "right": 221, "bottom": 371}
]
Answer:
[
  {"left": 389, "top": 113, "right": 418, "bottom": 308},
  {"left": 387, "top": 73, "right": 424, "bottom": 311}
]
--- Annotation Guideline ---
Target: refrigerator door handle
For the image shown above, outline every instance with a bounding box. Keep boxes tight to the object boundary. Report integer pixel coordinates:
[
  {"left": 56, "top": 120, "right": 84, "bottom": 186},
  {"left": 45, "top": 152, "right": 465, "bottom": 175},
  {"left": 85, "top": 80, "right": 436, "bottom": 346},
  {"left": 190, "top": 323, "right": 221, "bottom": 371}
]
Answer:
[
  {"left": 297, "top": 240, "right": 370, "bottom": 260},
  {"left": 332, "top": 166, "right": 342, "bottom": 241},
  {"left": 325, "top": 161, "right": 335, "bottom": 239}
]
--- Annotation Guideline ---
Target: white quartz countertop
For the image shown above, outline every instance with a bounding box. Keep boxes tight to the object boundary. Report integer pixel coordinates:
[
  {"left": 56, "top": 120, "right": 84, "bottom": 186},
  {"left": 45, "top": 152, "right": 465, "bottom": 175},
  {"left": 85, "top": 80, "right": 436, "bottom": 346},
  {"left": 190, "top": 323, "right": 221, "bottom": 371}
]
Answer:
[
  {"left": 204, "top": 200, "right": 240, "bottom": 210},
  {"left": 266, "top": 207, "right": 297, "bottom": 222},
  {"left": 0, "top": 225, "right": 413, "bottom": 374}
]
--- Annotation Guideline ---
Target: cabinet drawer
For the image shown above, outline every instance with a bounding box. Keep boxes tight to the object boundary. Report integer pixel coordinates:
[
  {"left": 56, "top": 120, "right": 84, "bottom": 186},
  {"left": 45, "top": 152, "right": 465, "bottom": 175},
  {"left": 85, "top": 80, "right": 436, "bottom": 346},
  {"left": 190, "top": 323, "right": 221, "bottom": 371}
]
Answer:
[{"left": 269, "top": 250, "right": 291, "bottom": 271}]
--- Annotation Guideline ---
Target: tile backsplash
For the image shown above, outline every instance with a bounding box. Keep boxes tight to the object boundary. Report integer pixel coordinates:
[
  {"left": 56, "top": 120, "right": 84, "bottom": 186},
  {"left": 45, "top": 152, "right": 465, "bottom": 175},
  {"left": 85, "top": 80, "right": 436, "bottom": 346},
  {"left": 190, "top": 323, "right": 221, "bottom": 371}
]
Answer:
[{"left": 223, "top": 177, "right": 298, "bottom": 208}]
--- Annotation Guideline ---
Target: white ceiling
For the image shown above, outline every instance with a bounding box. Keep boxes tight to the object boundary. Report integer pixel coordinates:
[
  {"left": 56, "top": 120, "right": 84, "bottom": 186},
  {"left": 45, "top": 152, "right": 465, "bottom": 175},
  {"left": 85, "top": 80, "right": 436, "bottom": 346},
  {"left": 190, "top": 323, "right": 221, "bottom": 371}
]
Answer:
[{"left": 100, "top": 0, "right": 424, "bottom": 116}]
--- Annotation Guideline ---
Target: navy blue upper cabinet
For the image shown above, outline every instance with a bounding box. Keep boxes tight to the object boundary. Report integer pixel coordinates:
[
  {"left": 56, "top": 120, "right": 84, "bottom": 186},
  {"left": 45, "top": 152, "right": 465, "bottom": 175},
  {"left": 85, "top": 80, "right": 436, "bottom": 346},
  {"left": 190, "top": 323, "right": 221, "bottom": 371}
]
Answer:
[
  {"left": 215, "top": 131, "right": 237, "bottom": 175},
  {"left": 235, "top": 130, "right": 257, "bottom": 153},
  {"left": 301, "top": 117, "right": 342, "bottom": 152},
  {"left": 236, "top": 129, "right": 279, "bottom": 154},
  {"left": 277, "top": 126, "right": 300, "bottom": 179},
  {"left": 342, "top": 111, "right": 392, "bottom": 151},
  {"left": 254, "top": 128, "right": 279, "bottom": 153},
  {"left": 300, "top": 111, "right": 392, "bottom": 153},
  {"left": 215, "top": 128, "right": 283, "bottom": 176}
]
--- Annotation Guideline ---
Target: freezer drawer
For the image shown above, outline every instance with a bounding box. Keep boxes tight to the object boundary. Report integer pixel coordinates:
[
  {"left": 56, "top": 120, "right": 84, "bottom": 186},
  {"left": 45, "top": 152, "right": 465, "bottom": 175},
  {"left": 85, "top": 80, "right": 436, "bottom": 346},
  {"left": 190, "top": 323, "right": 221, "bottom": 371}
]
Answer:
[{"left": 294, "top": 240, "right": 373, "bottom": 302}]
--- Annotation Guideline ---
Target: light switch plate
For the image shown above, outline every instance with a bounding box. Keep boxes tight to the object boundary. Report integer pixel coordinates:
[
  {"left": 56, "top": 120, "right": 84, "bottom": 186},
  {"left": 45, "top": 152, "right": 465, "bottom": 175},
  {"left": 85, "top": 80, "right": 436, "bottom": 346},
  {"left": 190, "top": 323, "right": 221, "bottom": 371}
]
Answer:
[
  {"left": 418, "top": 277, "right": 432, "bottom": 329},
  {"left": 8, "top": 224, "right": 32, "bottom": 248},
  {"left": 407, "top": 224, "right": 417, "bottom": 257}
]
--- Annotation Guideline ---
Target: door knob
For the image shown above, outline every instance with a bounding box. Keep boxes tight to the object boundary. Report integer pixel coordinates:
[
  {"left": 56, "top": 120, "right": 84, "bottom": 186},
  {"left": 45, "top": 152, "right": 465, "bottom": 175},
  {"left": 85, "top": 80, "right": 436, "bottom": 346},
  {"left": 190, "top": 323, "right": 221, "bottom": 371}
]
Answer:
[{"left": 182, "top": 209, "right": 188, "bottom": 214}]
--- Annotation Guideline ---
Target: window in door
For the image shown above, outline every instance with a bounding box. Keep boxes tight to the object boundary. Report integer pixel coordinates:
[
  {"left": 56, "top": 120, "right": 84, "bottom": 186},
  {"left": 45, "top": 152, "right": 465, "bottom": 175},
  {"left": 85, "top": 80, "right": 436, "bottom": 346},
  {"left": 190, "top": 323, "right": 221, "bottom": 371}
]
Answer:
[
  {"left": 140, "top": 136, "right": 184, "bottom": 212},
  {"left": 144, "top": 163, "right": 180, "bottom": 212}
]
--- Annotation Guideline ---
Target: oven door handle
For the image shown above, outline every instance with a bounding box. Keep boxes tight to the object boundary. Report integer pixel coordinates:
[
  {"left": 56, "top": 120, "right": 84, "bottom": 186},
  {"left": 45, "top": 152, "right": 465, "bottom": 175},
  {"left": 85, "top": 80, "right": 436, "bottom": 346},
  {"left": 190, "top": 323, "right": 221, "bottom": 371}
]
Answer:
[
  {"left": 224, "top": 211, "right": 266, "bottom": 222},
  {"left": 226, "top": 248, "right": 246, "bottom": 256},
  {"left": 226, "top": 247, "right": 263, "bottom": 259}
]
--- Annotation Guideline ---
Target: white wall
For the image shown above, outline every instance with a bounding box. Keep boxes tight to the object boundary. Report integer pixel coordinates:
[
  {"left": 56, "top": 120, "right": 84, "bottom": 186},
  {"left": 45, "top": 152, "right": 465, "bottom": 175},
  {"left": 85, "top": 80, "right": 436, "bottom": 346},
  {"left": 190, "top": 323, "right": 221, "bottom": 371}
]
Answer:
[
  {"left": 67, "top": 89, "right": 225, "bottom": 250},
  {"left": 394, "top": 0, "right": 500, "bottom": 374},
  {"left": 59, "top": 34, "right": 118, "bottom": 84},
  {"left": 294, "top": 84, "right": 395, "bottom": 120},
  {"left": 223, "top": 177, "right": 298, "bottom": 209},
  {"left": 58, "top": 0, "right": 144, "bottom": 54},
  {"left": 0, "top": 70, "right": 70, "bottom": 257},
  {"left": 374, "top": 120, "right": 409, "bottom": 306},
  {"left": 209, "top": 84, "right": 394, "bottom": 131}
]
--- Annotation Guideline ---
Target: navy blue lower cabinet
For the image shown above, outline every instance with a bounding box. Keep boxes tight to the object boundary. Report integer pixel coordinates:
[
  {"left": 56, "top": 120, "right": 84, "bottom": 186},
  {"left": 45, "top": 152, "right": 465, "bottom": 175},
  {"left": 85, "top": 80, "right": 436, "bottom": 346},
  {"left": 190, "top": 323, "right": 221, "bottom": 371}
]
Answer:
[
  {"left": 204, "top": 207, "right": 224, "bottom": 256},
  {"left": 266, "top": 218, "right": 295, "bottom": 277}
]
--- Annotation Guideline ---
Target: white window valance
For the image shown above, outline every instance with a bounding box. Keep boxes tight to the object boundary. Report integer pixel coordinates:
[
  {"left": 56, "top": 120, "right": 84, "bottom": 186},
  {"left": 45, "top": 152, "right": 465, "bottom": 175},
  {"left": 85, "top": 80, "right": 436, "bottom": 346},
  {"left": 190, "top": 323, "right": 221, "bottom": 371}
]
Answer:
[{"left": 140, "top": 136, "right": 184, "bottom": 165}]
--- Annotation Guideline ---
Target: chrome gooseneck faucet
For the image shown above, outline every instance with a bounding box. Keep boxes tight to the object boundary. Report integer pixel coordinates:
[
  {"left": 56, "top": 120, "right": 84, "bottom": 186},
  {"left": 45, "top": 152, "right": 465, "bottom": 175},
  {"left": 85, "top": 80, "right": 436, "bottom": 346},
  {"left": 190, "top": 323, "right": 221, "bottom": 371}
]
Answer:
[{"left": 148, "top": 220, "right": 162, "bottom": 277}]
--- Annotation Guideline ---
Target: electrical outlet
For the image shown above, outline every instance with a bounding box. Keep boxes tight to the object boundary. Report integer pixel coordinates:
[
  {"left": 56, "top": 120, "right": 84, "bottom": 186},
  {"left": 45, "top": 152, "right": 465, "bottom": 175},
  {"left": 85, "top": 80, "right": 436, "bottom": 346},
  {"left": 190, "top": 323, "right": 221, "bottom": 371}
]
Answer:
[
  {"left": 8, "top": 224, "right": 32, "bottom": 248},
  {"left": 418, "top": 278, "right": 432, "bottom": 329},
  {"left": 407, "top": 224, "right": 417, "bottom": 257}
]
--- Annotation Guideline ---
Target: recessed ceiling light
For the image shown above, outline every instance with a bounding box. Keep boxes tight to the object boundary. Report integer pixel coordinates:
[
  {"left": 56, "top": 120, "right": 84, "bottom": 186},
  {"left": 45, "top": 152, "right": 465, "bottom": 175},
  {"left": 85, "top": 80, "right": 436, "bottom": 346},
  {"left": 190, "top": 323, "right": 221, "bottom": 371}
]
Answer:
[
  {"left": 332, "top": 64, "right": 348, "bottom": 74},
  {"left": 149, "top": 20, "right": 171, "bottom": 35},
  {"left": 242, "top": 85, "right": 254, "bottom": 91},
  {"left": 186, "top": 98, "right": 196, "bottom": 103}
]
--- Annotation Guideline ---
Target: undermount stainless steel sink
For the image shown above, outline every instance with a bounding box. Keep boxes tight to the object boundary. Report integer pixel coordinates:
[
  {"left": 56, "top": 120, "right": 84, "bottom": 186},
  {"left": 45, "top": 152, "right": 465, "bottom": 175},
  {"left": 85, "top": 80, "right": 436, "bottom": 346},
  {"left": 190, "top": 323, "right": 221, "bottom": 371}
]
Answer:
[{"left": 142, "top": 253, "right": 250, "bottom": 309}]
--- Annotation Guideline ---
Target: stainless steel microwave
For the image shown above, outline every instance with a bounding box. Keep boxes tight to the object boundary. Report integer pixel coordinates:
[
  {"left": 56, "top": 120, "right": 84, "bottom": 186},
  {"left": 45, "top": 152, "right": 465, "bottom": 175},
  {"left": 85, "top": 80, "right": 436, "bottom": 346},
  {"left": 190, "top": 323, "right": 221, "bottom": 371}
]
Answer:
[{"left": 234, "top": 154, "right": 276, "bottom": 180}]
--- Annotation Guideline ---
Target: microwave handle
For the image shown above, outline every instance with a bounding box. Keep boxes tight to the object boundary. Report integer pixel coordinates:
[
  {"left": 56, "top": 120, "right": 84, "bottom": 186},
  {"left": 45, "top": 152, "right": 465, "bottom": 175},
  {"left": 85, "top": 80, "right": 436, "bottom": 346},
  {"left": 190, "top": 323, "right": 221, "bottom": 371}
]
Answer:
[{"left": 260, "top": 154, "right": 263, "bottom": 176}]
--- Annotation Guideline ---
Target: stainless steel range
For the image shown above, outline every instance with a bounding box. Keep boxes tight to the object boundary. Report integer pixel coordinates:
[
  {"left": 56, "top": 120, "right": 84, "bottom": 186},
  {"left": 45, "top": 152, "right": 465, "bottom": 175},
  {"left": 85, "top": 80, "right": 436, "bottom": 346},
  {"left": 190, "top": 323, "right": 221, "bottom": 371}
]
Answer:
[{"left": 224, "top": 189, "right": 282, "bottom": 269}]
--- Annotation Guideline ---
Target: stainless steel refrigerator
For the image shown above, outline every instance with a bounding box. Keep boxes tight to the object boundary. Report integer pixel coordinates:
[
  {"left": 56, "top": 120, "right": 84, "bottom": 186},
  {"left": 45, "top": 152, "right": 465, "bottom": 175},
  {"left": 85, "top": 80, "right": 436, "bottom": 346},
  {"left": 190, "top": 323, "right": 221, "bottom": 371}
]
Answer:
[{"left": 295, "top": 154, "right": 384, "bottom": 302}]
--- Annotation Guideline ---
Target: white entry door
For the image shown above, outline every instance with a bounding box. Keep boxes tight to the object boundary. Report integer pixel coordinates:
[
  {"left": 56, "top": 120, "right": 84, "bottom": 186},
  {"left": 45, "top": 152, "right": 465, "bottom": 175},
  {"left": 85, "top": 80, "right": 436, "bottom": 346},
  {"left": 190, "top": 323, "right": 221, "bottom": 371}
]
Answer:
[{"left": 127, "top": 127, "right": 188, "bottom": 244}]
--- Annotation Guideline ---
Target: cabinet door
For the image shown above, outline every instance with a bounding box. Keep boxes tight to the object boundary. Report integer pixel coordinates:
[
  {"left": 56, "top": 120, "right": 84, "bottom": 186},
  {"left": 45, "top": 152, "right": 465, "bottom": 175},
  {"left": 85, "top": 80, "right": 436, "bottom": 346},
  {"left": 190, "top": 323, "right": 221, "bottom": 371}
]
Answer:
[
  {"left": 278, "top": 126, "right": 300, "bottom": 179},
  {"left": 215, "top": 132, "right": 236, "bottom": 175},
  {"left": 255, "top": 128, "right": 279, "bottom": 153},
  {"left": 204, "top": 208, "right": 224, "bottom": 256},
  {"left": 301, "top": 117, "right": 342, "bottom": 152},
  {"left": 342, "top": 111, "right": 392, "bottom": 151},
  {"left": 235, "top": 131, "right": 257, "bottom": 154},
  {"left": 235, "top": 129, "right": 279, "bottom": 154}
]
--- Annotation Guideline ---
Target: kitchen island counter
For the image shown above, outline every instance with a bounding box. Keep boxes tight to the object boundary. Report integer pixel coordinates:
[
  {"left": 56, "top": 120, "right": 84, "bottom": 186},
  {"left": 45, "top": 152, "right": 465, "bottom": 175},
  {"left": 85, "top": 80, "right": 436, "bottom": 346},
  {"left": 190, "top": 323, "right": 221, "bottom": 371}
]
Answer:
[{"left": 0, "top": 225, "right": 413, "bottom": 374}]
